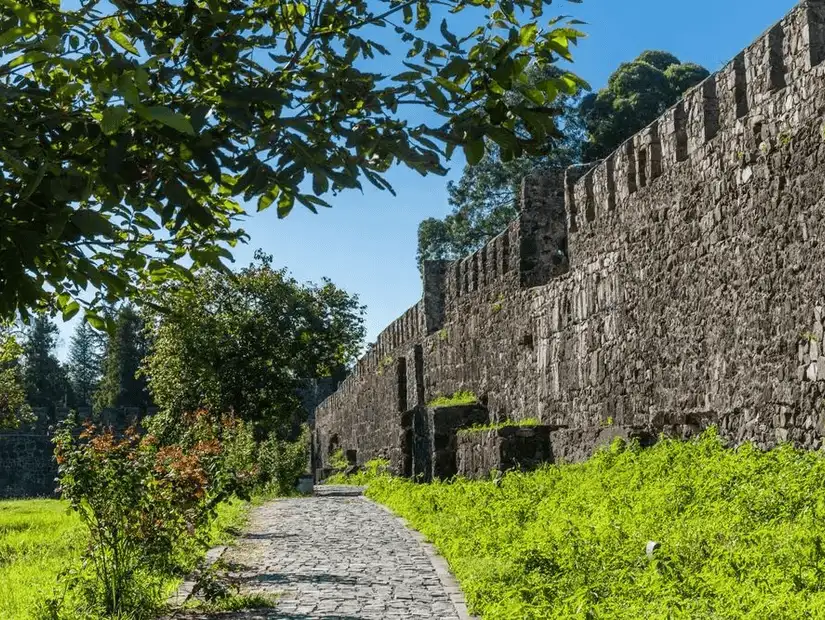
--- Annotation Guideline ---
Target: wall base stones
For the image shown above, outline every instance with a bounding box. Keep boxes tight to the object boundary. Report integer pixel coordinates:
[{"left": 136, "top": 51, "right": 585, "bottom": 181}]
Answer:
[{"left": 548, "top": 426, "right": 659, "bottom": 465}]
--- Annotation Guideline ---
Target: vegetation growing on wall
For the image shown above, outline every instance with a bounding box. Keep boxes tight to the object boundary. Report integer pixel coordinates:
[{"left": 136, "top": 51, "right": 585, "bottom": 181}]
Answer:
[
  {"left": 457, "top": 417, "right": 541, "bottom": 435},
  {"left": 359, "top": 430, "right": 825, "bottom": 619},
  {"left": 427, "top": 391, "right": 479, "bottom": 408}
]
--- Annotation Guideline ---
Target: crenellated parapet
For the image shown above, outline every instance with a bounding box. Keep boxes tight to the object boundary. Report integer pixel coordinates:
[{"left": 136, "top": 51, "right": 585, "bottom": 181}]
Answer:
[{"left": 566, "top": 0, "right": 825, "bottom": 236}]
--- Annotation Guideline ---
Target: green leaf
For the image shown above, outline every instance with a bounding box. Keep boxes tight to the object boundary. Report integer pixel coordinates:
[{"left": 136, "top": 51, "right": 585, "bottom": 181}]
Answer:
[
  {"left": 109, "top": 30, "right": 138, "bottom": 55},
  {"left": 440, "top": 19, "right": 458, "bottom": 48},
  {"left": 134, "top": 213, "right": 160, "bottom": 230},
  {"left": 277, "top": 193, "right": 295, "bottom": 219},
  {"left": 312, "top": 172, "right": 329, "bottom": 195},
  {"left": 434, "top": 77, "right": 466, "bottom": 96},
  {"left": 62, "top": 301, "right": 80, "bottom": 321},
  {"left": 423, "top": 82, "right": 448, "bottom": 109},
  {"left": 71, "top": 210, "right": 115, "bottom": 238},
  {"left": 463, "top": 140, "right": 485, "bottom": 166},
  {"left": 258, "top": 187, "right": 280, "bottom": 212},
  {"left": 101, "top": 106, "right": 129, "bottom": 135},
  {"left": 85, "top": 313, "right": 106, "bottom": 331},
  {"left": 146, "top": 106, "right": 195, "bottom": 136},
  {"left": 0, "top": 27, "right": 27, "bottom": 48},
  {"left": 7, "top": 51, "right": 48, "bottom": 69},
  {"left": 519, "top": 23, "right": 538, "bottom": 46},
  {"left": 486, "top": 126, "right": 519, "bottom": 150}
]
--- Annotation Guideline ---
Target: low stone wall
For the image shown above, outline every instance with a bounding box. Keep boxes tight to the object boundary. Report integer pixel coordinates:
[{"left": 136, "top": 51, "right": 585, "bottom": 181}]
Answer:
[
  {"left": 548, "top": 426, "right": 658, "bottom": 465},
  {"left": 430, "top": 404, "right": 489, "bottom": 480},
  {"left": 457, "top": 426, "right": 553, "bottom": 480},
  {"left": 456, "top": 424, "right": 682, "bottom": 479},
  {"left": 0, "top": 433, "right": 57, "bottom": 499},
  {"left": 457, "top": 426, "right": 556, "bottom": 480}
]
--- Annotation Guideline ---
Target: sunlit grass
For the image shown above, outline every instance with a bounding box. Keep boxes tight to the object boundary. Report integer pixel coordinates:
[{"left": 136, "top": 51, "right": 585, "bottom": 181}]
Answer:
[
  {"left": 364, "top": 429, "right": 825, "bottom": 619},
  {"left": 0, "top": 497, "right": 250, "bottom": 619},
  {"left": 0, "top": 499, "right": 83, "bottom": 620}
]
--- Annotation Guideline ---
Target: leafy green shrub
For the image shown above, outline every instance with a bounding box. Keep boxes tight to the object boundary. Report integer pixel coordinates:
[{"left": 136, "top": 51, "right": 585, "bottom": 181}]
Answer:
[
  {"left": 0, "top": 331, "right": 33, "bottom": 429},
  {"left": 327, "top": 458, "right": 391, "bottom": 485},
  {"left": 368, "top": 429, "right": 825, "bottom": 619},
  {"left": 52, "top": 410, "right": 257, "bottom": 618},
  {"left": 257, "top": 425, "right": 310, "bottom": 496},
  {"left": 329, "top": 448, "right": 350, "bottom": 471},
  {"left": 428, "top": 390, "right": 478, "bottom": 408}
]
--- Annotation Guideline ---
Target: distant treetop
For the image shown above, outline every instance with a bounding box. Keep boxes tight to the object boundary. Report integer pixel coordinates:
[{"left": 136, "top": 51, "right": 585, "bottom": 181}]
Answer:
[{"left": 580, "top": 51, "right": 709, "bottom": 161}]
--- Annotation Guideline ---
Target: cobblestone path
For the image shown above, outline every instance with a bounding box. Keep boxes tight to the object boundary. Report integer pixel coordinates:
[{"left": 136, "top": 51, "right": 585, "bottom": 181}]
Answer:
[{"left": 176, "top": 486, "right": 472, "bottom": 619}]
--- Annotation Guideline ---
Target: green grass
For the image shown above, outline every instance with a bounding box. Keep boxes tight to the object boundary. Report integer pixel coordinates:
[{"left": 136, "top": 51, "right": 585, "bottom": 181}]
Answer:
[
  {"left": 458, "top": 417, "right": 541, "bottom": 435},
  {"left": 364, "top": 429, "right": 825, "bottom": 619},
  {"left": 428, "top": 390, "right": 478, "bottom": 408},
  {"left": 0, "top": 497, "right": 250, "bottom": 620},
  {"left": 0, "top": 499, "right": 84, "bottom": 620}
]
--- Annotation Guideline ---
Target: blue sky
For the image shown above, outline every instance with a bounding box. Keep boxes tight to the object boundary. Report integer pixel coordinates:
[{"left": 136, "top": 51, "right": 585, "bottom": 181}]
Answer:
[{"left": 55, "top": 0, "right": 799, "bottom": 359}]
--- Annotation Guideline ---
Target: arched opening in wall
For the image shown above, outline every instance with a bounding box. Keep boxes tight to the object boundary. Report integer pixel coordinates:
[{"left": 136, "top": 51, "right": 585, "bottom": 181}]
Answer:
[
  {"left": 345, "top": 449, "right": 357, "bottom": 466},
  {"left": 327, "top": 434, "right": 340, "bottom": 456}
]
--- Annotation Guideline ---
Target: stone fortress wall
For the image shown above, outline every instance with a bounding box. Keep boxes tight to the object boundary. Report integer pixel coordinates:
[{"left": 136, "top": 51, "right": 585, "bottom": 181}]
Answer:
[
  {"left": 315, "top": 0, "right": 825, "bottom": 476},
  {"left": 0, "top": 406, "right": 150, "bottom": 498}
]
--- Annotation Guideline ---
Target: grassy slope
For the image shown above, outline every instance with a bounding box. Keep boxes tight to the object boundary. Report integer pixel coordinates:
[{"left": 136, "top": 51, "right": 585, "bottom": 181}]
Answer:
[
  {"left": 0, "top": 498, "right": 249, "bottom": 620},
  {"left": 366, "top": 430, "right": 825, "bottom": 619}
]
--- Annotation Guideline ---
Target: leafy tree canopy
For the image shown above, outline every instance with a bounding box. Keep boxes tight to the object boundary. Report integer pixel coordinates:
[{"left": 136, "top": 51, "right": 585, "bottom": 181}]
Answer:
[
  {"left": 417, "top": 50, "right": 709, "bottom": 266},
  {"left": 0, "top": 327, "right": 33, "bottom": 428},
  {"left": 580, "top": 50, "right": 709, "bottom": 160},
  {"left": 418, "top": 63, "right": 585, "bottom": 266},
  {"left": 144, "top": 250, "right": 366, "bottom": 441},
  {"left": 0, "top": 0, "right": 586, "bottom": 323}
]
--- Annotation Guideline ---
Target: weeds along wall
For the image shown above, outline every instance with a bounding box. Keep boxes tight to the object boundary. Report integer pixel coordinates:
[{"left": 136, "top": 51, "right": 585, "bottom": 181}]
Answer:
[{"left": 315, "top": 0, "right": 825, "bottom": 473}]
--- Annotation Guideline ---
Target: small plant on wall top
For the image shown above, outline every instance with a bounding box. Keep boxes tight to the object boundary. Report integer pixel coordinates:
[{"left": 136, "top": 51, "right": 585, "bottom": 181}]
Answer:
[
  {"left": 376, "top": 355, "right": 394, "bottom": 376},
  {"left": 491, "top": 293, "right": 505, "bottom": 314},
  {"left": 438, "top": 328, "right": 449, "bottom": 342},
  {"left": 458, "top": 417, "right": 541, "bottom": 435},
  {"left": 428, "top": 390, "right": 479, "bottom": 408}
]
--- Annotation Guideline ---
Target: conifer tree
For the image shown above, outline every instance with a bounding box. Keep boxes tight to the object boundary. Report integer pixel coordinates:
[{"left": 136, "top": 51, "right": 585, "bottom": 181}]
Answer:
[
  {"left": 68, "top": 321, "right": 103, "bottom": 408},
  {"left": 94, "top": 305, "right": 153, "bottom": 412},
  {"left": 22, "top": 314, "right": 70, "bottom": 415}
]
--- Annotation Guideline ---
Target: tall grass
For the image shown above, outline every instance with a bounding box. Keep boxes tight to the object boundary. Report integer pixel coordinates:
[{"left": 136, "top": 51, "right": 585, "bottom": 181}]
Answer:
[
  {"left": 0, "top": 500, "right": 83, "bottom": 620},
  {"left": 366, "top": 429, "right": 825, "bottom": 619},
  {"left": 0, "top": 498, "right": 248, "bottom": 620}
]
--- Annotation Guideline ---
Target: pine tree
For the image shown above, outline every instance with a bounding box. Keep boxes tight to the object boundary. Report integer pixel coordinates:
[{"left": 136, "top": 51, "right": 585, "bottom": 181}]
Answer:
[
  {"left": 94, "top": 305, "right": 153, "bottom": 412},
  {"left": 68, "top": 321, "right": 102, "bottom": 407},
  {"left": 22, "top": 314, "right": 70, "bottom": 414}
]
